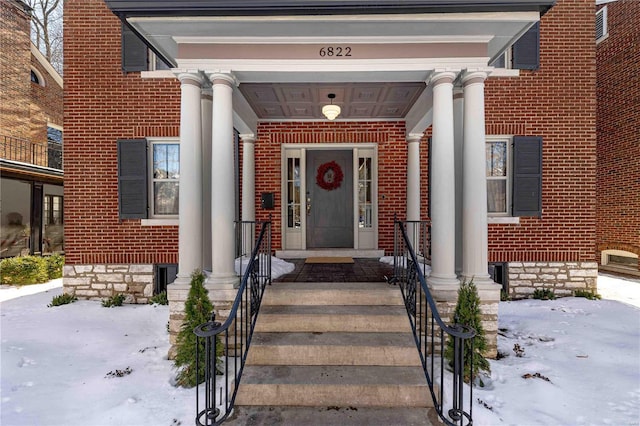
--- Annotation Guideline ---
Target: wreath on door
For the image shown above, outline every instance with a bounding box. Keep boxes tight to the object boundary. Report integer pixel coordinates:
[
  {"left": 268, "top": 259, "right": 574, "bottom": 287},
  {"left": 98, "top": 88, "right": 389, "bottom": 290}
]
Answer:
[{"left": 316, "top": 161, "right": 344, "bottom": 191}]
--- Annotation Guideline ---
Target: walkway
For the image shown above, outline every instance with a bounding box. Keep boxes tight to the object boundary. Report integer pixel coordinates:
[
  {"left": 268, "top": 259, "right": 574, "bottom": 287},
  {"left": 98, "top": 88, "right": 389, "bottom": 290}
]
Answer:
[{"left": 274, "top": 258, "right": 394, "bottom": 283}]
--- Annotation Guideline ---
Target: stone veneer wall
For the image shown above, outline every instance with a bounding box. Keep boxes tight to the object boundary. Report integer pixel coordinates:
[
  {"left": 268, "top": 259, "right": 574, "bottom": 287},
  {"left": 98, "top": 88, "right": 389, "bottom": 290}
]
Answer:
[
  {"left": 63, "top": 264, "right": 154, "bottom": 304},
  {"left": 507, "top": 262, "right": 598, "bottom": 299}
]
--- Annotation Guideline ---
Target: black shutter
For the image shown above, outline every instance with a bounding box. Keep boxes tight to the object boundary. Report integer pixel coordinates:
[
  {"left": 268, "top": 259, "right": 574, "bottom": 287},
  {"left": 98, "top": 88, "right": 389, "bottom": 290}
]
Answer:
[
  {"left": 512, "top": 22, "right": 540, "bottom": 70},
  {"left": 118, "top": 139, "right": 148, "bottom": 219},
  {"left": 121, "top": 22, "right": 148, "bottom": 72},
  {"left": 512, "top": 136, "right": 542, "bottom": 217}
]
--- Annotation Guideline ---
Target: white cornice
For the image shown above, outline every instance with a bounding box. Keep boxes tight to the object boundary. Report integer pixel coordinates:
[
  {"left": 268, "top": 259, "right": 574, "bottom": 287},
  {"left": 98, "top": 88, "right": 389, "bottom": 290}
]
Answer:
[
  {"left": 174, "top": 35, "right": 494, "bottom": 44},
  {"left": 30, "top": 43, "right": 62, "bottom": 88}
]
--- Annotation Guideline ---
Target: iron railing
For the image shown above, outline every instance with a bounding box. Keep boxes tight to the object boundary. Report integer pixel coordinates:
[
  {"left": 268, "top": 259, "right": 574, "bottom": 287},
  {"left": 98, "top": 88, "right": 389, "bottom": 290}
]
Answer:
[
  {"left": 194, "top": 220, "right": 271, "bottom": 425},
  {"left": 1, "top": 135, "right": 63, "bottom": 170},
  {"left": 391, "top": 218, "right": 475, "bottom": 426}
]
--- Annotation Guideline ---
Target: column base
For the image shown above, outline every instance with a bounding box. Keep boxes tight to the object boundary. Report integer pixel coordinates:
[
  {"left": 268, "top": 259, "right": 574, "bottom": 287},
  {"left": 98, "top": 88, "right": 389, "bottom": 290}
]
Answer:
[
  {"left": 206, "top": 274, "right": 240, "bottom": 290},
  {"left": 460, "top": 273, "right": 494, "bottom": 286},
  {"left": 427, "top": 274, "right": 460, "bottom": 288}
]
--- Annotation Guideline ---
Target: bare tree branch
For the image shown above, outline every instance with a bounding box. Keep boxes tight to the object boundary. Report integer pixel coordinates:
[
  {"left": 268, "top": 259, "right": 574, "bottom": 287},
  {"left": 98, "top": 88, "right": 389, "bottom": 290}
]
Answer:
[{"left": 27, "top": 0, "right": 63, "bottom": 75}]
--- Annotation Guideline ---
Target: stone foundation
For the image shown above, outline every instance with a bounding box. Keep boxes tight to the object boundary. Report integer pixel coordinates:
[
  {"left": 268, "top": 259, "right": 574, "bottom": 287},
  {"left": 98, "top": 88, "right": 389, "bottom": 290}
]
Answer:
[
  {"left": 507, "top": 262, "right": 598, "bottom": 299},
  {"left": 63, "top": 264, "right": 154, "bottom": 304}
]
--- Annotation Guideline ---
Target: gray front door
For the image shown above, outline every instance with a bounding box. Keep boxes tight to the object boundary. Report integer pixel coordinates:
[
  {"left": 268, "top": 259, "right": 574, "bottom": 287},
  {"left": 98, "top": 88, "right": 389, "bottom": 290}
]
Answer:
[{"left": 306, "top": 150, "right": 353, "bottom": 248}]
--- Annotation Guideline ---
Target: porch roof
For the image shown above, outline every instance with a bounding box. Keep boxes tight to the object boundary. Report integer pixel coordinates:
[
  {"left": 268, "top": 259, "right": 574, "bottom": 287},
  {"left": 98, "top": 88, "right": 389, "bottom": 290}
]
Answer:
[{"left": 104, "top": 0, "right": 555, "bottom": 17}]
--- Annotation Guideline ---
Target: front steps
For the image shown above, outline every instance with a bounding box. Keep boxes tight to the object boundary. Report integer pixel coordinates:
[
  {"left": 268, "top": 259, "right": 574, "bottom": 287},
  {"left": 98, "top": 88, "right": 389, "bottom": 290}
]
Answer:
[{"left": 229, "top": 281, "right": 435, "bottom": 425}]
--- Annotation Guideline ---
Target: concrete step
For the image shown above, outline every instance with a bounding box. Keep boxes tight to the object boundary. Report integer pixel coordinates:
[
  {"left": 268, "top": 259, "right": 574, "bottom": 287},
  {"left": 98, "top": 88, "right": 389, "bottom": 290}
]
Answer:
[
  {"left": 225, "top": 405, "right": 436, "bottom": 426},
  {"left": 264, "top": 281, "right": 403, "bottom": 306},
  {"left": 247, "top": 332, "right": 422, "bottom": 366},
  {"left": 235, "top": 365, "right": 433, "bottom": 408},
  {"left": 254, "top": 305, "right": 411, "bottom": 333}
]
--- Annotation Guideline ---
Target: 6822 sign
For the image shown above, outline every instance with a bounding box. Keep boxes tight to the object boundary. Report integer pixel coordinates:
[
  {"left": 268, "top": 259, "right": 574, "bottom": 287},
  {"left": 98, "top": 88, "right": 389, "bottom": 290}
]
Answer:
[{"left": 319, "top": 46, "right": 352, "bottom": 57}]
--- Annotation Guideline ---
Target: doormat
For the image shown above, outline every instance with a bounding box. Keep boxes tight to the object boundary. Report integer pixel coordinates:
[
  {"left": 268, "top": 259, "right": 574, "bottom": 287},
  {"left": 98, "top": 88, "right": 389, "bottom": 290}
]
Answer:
[{"left": 305, "top": 257, "right": 355, "bottom": 264}]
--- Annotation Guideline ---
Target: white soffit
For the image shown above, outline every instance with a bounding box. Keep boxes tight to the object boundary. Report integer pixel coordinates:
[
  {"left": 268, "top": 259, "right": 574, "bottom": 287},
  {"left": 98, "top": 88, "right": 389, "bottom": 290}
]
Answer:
[{"left": 128, "top": 11, "right": 539, "bottom": 67}]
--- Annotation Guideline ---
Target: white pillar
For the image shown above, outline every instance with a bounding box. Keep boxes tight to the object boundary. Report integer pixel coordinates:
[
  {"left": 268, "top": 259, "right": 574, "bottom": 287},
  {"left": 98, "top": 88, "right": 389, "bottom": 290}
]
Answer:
[
  {"left": 176, "top": 73, "right": 204, "bottom": 281},
  {"left": 201, "top": 88, "right": 213, "bottom": 272},
  {"left": 461, "top": 71, "right": 493, "bottom": 285},
  {"left": 208, "top": 73, "right": 239, "bottom": 288},
  {"left": 241, "top": 133, "right": 256, "bottom": 255},
  {"left": 453, "top": 88, "right": 464, "bottom": 276},
  {"left": 406, "top": 133, "right": 422, "bottom": 222},
  {"left": 427, "top": 72, "right": 460, "bottom": 288}
]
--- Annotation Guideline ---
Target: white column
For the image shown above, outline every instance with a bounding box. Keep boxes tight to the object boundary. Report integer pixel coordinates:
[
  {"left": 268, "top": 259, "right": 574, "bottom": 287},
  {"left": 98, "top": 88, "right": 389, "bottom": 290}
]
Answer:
[
  {"left": 208, "top": 73, "right": 239, "bottom": 288},
  {"left": 427, "top": 72, "right": 460, "bottom": 288},
  {"left": 241, "top": 133, "right": 256, "bottom": 255},
  {"left": 201, "top": 88, "right": 213, "bottom": 272},
  {"left": 176, "top": 73, "right": 204, "bottom": 281},
  {"left": 406, "top": 133, "right": 422, "bottom": 222},
  {"left": 453, "top": 88, "right": 464, "bottom": 276},
  {"left": 461, "top": 71, "right": 493, "bottom": 285}
]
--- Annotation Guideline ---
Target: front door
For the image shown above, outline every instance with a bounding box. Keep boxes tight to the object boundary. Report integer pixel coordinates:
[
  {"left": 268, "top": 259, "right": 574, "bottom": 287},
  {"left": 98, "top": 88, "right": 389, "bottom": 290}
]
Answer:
[{"left": 305, "top": 150, "right": 353, "bottom": 248}]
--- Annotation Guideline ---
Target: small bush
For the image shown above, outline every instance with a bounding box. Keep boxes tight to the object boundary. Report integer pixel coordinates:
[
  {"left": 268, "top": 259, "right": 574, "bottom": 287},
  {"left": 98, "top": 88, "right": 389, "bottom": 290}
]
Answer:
[
  {"left": 102, "top": 293, "right": 126, "bottom": 307},
  {"left": 0, "top": 256, "right": 48, "bottom": 285},
  {"left": 500, "top": 289, "right": 509, "bottom": 301},
  {"left": 149, "top": 290, "right": 168, "bottom": 305},
  {"left": 0, "top": 254, "right": 64, "bottom": 285},
  {"left": 48, "top": 293, "right": 77, "bottom": 307},
  {"left": 45, "top": 254, "right": 64, "bottom": 279},
  {"left": 573, "top": 289, "right": 601, "bottom": 300},
  {"left": 445, "top": 279, "right": 490, "bottom": 385},
  {"left": 532, "top": 288, "right": 556, "bottom": 300}
]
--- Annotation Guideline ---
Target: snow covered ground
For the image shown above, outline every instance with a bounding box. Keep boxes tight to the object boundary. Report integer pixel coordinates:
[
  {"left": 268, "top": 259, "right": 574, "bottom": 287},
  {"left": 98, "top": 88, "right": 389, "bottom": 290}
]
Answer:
[{"left": 1, "top": 269, "right": 639, "bottom": 425}]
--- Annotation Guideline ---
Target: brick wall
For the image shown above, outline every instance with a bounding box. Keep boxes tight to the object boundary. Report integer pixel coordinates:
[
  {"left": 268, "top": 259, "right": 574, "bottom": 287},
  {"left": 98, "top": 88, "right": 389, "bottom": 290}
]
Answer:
[
  {"left": 0, "top": 0, "right": 32, "bottom": 140},
  {"left": 63, "top": 0, "right": 181, "bottom": 266},
  {"left": 485, "top": 0, "right": 597, "bottom": 265},
  {"left": 30, "top": 55, "right": 63, "bottom": 145},
  {"left": 596, "top": 0, "right": 640, "bottom": 266}
]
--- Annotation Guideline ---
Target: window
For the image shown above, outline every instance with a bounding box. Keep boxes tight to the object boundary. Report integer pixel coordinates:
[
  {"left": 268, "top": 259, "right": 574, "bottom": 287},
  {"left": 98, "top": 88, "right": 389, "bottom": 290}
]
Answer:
[
  {"left": 150, "top": 140, "right": 179, "bottom": 217},
  {"left": 596, "top": 6, "right": 608, "bottom": 43},
  {"left": 358, "top": 157, "right": 373, "bottom": 228},
  {"left": 30, "top": 70, "right": 40, "bottom": 84},
  {"left": 47, "top": 126, "right": 63, "bottom": 144},
  {"left": 286, "top": 157, "right": 301, "bottom": 229},
  {"left": 486, "top": 138, "right": 510, "bottom": 215},
  {"left": 486, "top": 136, "right": 543, "bottom": 217},
  {"left": 490, "top": 22, "right": 540, "bottom": 70},
  {"left": 149, "top": 50, "right": 171, "bottom": 71}
]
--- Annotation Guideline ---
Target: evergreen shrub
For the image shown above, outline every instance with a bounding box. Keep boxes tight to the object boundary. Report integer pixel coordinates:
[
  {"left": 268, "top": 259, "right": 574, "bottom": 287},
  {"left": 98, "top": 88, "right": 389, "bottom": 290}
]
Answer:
[{"left": 445, "top": 279, "right": 490, "bottom": 384}]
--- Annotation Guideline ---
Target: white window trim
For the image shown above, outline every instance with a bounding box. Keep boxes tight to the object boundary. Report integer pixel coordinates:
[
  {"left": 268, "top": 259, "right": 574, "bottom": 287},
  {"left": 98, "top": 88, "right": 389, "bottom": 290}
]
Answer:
[
  {"left": 486, "top": 135, "right": 513, "bottom": 218},
  {"left": 30, "top": 67, "right": 45, "bottom": 87},
  {"left": 596, "top": 6, "right": 609, "bottom": 44},
  {"left": 148, "top": 137, "right": 180, "bottom": 220}
]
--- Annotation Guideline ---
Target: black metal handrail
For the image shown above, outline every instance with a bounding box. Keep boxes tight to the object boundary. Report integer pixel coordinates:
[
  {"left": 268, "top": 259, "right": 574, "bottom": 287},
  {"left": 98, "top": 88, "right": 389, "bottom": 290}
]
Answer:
[
  {"left": 193, "top": 219, "right": 271, "bottom": 426},
  {"left": 392, "top": 218, "right": 476, "bottom": 426},
  {"left": 1, "top": 135, "right": 63, "bottom": 170}
]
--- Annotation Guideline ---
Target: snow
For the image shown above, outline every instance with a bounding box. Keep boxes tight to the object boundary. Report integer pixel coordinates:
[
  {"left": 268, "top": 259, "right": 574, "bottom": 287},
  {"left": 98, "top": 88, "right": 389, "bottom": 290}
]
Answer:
[{"left": 1, "top": 270, "right": 639, "bottom": 426}]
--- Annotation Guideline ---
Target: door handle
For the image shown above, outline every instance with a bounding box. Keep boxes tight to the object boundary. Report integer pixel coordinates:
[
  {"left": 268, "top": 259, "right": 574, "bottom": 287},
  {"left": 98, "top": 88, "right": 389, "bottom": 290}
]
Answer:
[{"left": 307, "top": 197, "right": 311, "bottom": 216}]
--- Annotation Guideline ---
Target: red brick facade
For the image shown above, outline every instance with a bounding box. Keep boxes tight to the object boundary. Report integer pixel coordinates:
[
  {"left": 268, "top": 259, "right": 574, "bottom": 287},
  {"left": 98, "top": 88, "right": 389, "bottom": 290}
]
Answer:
[
  {"left": 0, "top": 0, "right": 62, "bottom": 145},
  {"left": 63, "top": 0, "right": 596, "bottom": 278},
  {"left": 596, "top": 0, "right": 640, "bottom": 268},
  {"left": 64, "top": 0, "right": 180, "bottom": 265}
]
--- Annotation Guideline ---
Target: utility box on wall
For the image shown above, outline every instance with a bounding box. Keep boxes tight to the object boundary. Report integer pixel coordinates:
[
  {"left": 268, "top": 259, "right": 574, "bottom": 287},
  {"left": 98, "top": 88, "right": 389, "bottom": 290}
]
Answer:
[{"left": 261, "top": 192, "right": 275, "bottom": 210}]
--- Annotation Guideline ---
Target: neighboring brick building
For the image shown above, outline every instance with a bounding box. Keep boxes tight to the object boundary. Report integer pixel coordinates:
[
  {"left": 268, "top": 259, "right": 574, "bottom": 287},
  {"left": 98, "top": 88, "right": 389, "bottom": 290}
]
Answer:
[
  {"left": 1, "top": 0, "right": 64, "bottom": 258},
  {"left": 596, "top": 0, "right": 640, "bottom": 277},
  {"left": 63, "top": 0, "right": 597, "bottom": 354}
]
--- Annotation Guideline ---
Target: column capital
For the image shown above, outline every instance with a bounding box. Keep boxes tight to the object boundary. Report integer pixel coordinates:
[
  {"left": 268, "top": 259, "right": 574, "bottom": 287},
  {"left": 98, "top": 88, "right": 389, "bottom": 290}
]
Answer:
[
  {"left": 406, "top": 133, "right": 423, "bottom": 144},
  {"left": 207, "top": 72, "right": 238, "bottom": 87},
  {"left": 430, "top": 71, "right": 458, "bottom": 86},
  {"left": 177, "top": 72, "right": 205, "bottom": 87},
  {"left": 461, "top": 70, "right": 489, "bottom": 86},
  {"left": 239, "top": 133, "right": 256, "bottom": 144}
]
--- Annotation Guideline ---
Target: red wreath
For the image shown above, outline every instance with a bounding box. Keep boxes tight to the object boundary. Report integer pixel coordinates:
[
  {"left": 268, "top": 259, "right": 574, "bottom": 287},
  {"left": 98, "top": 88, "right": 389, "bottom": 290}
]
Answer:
[{"left": 316, "top": 161, "right": 344, "bottom": 191}]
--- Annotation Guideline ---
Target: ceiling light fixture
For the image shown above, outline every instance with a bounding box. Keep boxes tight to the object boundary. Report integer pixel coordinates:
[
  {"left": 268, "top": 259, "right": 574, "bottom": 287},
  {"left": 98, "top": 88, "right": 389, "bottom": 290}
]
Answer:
[{"left": 322, "top": 93, "right": 341, "bottom": 120}]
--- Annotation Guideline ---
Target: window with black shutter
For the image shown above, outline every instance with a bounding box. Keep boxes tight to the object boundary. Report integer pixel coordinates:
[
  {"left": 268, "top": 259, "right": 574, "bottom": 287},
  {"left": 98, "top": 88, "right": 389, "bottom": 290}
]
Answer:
[
  {"left": 121, "top": 23, "right": 148, "bottom": 72},
  {"left": 118, "top": 139, "right": 148, "bottom": 219},
  {"left": 512, "top": 22, "right": 540, "bottom": 70},
  {"left": 512, "top": 136, "right": 542, "bottom": 217}
]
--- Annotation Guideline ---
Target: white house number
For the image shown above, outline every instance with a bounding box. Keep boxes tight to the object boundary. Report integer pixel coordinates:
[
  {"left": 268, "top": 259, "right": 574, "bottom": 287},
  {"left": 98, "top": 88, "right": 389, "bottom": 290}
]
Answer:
[{"left": 319, "top": 47, "right": 352, "bottom": 57}]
